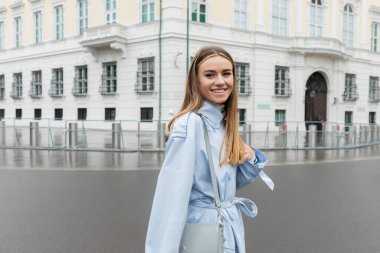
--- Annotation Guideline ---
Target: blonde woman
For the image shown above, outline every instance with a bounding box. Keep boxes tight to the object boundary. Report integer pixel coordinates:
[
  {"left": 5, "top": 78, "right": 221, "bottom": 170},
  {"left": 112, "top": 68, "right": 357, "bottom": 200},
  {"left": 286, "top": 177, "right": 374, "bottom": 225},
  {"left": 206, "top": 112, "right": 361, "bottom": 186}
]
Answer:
[{"left": 145, "top": 46, "right": 274, "bottom": 253}]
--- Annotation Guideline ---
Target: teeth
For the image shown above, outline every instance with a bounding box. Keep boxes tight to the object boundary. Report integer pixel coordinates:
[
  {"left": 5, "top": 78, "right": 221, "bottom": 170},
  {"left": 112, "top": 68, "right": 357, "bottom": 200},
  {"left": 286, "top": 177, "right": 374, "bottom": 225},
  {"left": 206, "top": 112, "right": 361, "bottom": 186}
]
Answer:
[{"left": 212, "top": 89, "right": 225, "bottom": 93}]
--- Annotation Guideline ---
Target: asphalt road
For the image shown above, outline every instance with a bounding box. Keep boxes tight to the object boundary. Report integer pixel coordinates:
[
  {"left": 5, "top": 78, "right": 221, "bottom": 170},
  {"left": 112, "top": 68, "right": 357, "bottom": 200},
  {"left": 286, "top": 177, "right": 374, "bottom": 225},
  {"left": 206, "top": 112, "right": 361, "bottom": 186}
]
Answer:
[{"left": 0, "top": 152, "right": 380, "bottom": 253}]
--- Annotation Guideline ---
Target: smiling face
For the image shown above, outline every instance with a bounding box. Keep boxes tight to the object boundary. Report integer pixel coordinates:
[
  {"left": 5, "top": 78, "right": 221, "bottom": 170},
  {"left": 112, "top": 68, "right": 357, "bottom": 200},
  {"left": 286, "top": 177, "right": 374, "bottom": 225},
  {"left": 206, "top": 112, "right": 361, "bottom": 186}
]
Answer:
[{"left": 197, "top": 55, "right": 234, "bottom": 105}]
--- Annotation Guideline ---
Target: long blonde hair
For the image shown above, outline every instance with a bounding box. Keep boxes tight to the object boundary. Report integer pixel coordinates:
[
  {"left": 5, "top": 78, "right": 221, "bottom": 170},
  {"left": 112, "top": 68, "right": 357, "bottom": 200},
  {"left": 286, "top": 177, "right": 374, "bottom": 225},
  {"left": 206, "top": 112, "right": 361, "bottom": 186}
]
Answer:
[{"left": 168, "top": 46, "right": 246, "bottom": 165}]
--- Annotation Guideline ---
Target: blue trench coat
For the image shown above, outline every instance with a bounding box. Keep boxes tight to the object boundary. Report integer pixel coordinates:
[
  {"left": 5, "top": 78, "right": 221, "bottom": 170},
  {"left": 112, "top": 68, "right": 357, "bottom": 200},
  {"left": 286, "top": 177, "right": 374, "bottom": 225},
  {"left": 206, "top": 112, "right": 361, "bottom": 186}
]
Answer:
[{"left": 146, "top": 101, "right": 274, "bottom": 253}]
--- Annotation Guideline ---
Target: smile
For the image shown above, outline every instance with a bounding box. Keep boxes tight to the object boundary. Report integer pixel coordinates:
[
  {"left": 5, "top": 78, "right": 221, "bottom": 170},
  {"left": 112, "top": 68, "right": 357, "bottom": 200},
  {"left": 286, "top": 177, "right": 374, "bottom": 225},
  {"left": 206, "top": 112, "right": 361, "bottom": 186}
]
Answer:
[{"left": 211, "top": 88, "right": 228, "bottom": 93}]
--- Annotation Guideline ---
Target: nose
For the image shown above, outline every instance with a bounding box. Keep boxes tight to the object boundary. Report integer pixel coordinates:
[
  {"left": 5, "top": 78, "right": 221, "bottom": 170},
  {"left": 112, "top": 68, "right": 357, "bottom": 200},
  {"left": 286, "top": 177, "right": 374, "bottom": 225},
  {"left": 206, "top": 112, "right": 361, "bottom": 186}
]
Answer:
[{"left": 214, "top": 74, "right": 225, "bottom": 85}]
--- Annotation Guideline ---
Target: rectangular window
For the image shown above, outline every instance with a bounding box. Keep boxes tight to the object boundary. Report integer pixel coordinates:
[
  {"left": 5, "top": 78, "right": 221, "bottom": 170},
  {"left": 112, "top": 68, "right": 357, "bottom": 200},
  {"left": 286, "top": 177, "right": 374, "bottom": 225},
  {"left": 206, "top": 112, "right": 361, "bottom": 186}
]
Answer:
[
  {"left": 275, "top": 109, "right": 286, "bottom": 126},
  {"left": 234, "top": 0, "right": 247, "bottom": 29},
  {"left": 369, "top": 112, "right": 376, "bottom": 124},
  {"left": 136, "top": 57, "right": 154, "bottom": 93},
  {"left": 55, "top": 5, "right": 64, "bottom": 40},
  {"left": 191, "top": 0, "right": 206, "bottom": 23},
  {"left": 371, "top": 22, "right": 378, "bottom": 52},
  {"left": 50, "top": 68, "right": 63, "bottom": 97},
  {"left": 238, "top": 108, "right": 246, "bottom": 126},
  {"left": 236, "top": 62, "right": 251, "bottom": 95},
  {"left": 34, "top": 11, "right": 42, "bottom": 44},
  {"left": 101, "top": 62, "right": 117, "bottom": 94},
  {"left": 343, "top": 73, "right": 358, "bottom": 101},
  {"left": 309, "top": 0, "right": 323, "bottom": 37},
  {"left": 369, "top": 76, "right": 380, "bottom": 102},
  {"left": 73, "top": 65, "right": 88, "bottom": 95},
  {"left": 0, "top": 109, "right": 4, "bottom": 120},
  {"left": 15, "top": 17, "right": 22, "bottom": 47},
  {"left": 105, "top": 108, "right": 116, "bottom": 121},
  {"left": 34, "top": 108, "right": 42, "bottom": 120},
  {"left": 141, "top": 107, "right": 153, "bottom": 122},
  {"left": 78, "top": 108, "right": 87, "bottom": 120},
  {"left": 272, "top": 0, "right": 288, "bottom": 36},
  {"left": 78, "top": 0, "right": 88, "bottom": 35},
  {"left": 344, "top": 111, "right": 353, "bottom": 132},
  {"left": 0, "top": 75, "right": 4, "bottom": 99},
  {"left": 105, "top": 0, "right": 117, "bottom": 24},
  {"left": 275, "top": 66, "right": 291, "bottom": 96},
  {"left": 15, "top": 108, "right": 22, "bottom": 119},
  {"left": 12, "top": 73, "right": 22, "bottom": 98},
  {"left": 30, "top": 71, "right": 42, "bottom": 98},
  {"left": 55, "top": 108, "right": 63, "bottom": 120},
  {"left": 142, "top": 0, "right": 154, "bottom": 23},
  {"left": 0, "top": 21, "right": 4, "bottom": 49}
]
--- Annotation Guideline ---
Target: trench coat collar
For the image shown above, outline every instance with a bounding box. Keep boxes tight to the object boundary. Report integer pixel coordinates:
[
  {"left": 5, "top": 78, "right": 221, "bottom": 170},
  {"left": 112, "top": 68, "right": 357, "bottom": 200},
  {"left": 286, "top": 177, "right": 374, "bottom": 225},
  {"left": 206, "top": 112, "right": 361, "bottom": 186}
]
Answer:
[{"left": 198, "top": 100, "right": 225, "bottom": 129}]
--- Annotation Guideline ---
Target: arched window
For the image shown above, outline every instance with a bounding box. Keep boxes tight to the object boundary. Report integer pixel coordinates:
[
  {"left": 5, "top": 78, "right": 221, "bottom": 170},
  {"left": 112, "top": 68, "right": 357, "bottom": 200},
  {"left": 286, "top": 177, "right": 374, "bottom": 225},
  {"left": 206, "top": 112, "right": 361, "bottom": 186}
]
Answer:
[
  {"left": 309, "top": 0, "right": 323, "bottom": 37},
  {"left": 343, "top": 4, "right": 354, "bottom": 47}
]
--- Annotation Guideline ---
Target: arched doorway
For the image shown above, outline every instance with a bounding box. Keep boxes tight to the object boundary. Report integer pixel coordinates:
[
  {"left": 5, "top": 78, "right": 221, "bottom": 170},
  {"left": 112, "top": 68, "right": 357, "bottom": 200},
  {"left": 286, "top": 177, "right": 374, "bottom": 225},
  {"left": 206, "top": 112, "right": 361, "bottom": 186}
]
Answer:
[{"left": 305, "top": 72, "right": 327, "bottom": 127}]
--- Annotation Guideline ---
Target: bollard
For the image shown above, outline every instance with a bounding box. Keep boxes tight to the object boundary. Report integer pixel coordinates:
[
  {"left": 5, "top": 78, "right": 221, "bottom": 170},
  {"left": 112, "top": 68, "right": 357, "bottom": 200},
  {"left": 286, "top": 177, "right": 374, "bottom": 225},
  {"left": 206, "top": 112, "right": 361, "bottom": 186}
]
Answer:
[
  {"left": 30, "top": 122, "right": 39, "bottom": 146},
  {"left": 243, "top": 124, "right": 252, "bottom": 146},
  {"left": 158, "top": 123, "right": 166, "bottom": 149},
  {"left": 112, "top": 123, "right": 122, "bottom": 149},
  {"left": 69, "top": 123, "right": 78, "bottom": 148},
  {"left": 279, "top": 123, "right": 287, "bottom": 148},
  {"left": 377, "top": 126, "right": 380, "bottom": 142},
  {"left": 370, "top": 125, "right": 376, "bottom": 143},
  {"left": 0, "top": 121, "right": 5, "bottom": 145},
  {"left": 359, "top": 126, "right": 368, "bottom": 144},
  {"left": 308, "top": 125, "right": 317, "bottom": 147},
  {"left": 331, "top": 125, "right": 338, "bottom": 148}
]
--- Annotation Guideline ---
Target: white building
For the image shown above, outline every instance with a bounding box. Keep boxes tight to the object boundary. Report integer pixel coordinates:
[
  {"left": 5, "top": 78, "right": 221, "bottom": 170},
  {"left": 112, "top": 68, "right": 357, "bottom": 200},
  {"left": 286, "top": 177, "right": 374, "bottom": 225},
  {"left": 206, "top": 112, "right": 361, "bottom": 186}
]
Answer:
[{"left": 0, "top": 0, "right": 380, "bottom": 131}]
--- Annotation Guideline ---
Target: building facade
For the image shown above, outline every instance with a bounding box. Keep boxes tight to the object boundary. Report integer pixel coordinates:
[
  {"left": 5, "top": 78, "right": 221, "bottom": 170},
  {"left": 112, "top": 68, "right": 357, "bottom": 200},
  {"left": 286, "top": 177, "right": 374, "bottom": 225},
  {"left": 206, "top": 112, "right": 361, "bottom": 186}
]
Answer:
[{"left": 0, "top": 0, "right": 380, "bottom": 131}]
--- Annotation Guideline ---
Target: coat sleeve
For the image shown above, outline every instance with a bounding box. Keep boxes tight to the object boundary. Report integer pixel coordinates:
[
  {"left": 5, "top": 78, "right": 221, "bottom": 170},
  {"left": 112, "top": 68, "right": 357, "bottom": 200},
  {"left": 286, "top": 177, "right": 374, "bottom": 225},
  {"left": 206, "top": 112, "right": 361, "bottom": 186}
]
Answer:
[
  {"left": 145, "top": 123, "right": 196, "bottom": 253},
  {"left": 236, "top": 148, "right": 269, "bottom": 190}
]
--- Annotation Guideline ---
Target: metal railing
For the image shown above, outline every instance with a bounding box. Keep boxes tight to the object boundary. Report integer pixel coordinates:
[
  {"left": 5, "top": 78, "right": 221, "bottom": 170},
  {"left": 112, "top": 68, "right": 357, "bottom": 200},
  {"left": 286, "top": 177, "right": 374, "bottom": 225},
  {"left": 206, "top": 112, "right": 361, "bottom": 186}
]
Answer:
[{"left": 1, "top": 118, "right": 379, "bottom": 152}]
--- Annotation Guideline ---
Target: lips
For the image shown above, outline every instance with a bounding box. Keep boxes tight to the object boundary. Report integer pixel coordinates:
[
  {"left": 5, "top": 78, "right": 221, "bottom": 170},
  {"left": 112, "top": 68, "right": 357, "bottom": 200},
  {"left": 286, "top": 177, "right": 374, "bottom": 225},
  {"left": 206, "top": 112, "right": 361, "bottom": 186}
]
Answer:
[{"left": 211, "top": 88, "right": 228, "bottom": 93}]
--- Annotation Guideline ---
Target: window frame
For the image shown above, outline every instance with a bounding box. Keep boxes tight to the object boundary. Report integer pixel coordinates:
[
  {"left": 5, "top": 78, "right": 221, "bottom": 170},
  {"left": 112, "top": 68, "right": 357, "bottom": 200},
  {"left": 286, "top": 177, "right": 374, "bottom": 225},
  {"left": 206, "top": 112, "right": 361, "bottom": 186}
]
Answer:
[
  {"left": 15, "top": 108, "right": 22, "bottom": 119},
  {"left": 101, "top": 62, "right": 117, "bottom": 94},
  {"left": 274, "top": 66, "right": 291, "bottom": 97},
  {"left": 235, "top": 62, "right": 251, "bottom": 95},
  {"left": 275, "top": 109, "right": 286, "bottom": 126},
  {"left": 272, "top": 0, "right": 288, "bottom": 36},
  {"left": 15, "top": 16, "right": 22, "bottom": 47},
  {"left": 234, "top": 0, "right": 247, "bottom": 29},
  {"left": 54, "top": 108, "right": 63, "bottom": 120},
  {"left": 369, "top": 111, "right": 376, "bottom": 124},
  {"left": 371, "top": 22, "right": 378, "bottom": 52},
  {"left": 105, "top": 0, "right": 117, "bottom": 24},
  {"left": 30, "top": 70, "right": 42, "bottom": 98},
  {"left": 12, "top": 73, "right": 23, "bottom": 98},
  {"left": 140, "top": 107, "right": 153, "bottom": 122},
  {"left": 343, "top": 73, "right": 358, "bottom": 101},
  {"left": 0, "top": 21, "right": 4, "bottom": 49},
  {"left": 105, "top": 107, "right": 116, "bottom": 121},
  {"left": 0, "top": 75, "right": 4, "bottom": 99},
  {"left": 78, "top": 0, "right": 88, "bottom": 35},
  {"left": 343, "top": 4, "right": 354, "bottom": 47},
  {"left": 73, "top": 65, "right": 88, "bottom": 96},
  {"left": 136, "top": 57, "right": 155, "bottom": 93},
  {"left": 34, "top": 11, "right": 42, "bottom": 44},
  {"left": 78, "top": 108, "right": 87, "bottom": 121},
  {"left": 141, "top": 0, "right": 155, "bottom": 23},
  {"left": 191, "top": 0, "right": 207, "bottom": 23},
  {"left": 54, "top": 5, "right": 64, "bottom": 40},
  {"left": 309, "top": 0, "right": 323, "bottom": 37},
  {"left": 50, "top": 68, "right": 64, "bottom": 97},
  {"left": 34, "top": 108, "right": 42, "bottom": 120}
]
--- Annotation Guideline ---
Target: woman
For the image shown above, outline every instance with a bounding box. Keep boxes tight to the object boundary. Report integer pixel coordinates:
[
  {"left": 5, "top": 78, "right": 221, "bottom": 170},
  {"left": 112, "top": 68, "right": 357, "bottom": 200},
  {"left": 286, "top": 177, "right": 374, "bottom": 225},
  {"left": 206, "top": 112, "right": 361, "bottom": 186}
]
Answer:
[{"left": 145, "top": 46, "right": 274, "bottom": 253}]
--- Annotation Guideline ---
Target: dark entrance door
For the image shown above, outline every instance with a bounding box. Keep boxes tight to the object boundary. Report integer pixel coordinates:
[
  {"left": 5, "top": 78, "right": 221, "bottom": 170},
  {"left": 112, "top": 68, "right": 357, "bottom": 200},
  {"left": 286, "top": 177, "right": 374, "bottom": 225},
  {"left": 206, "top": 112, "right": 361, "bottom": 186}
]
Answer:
[{"left": 305, "top": 72, "right": 327, "bottom": 129}]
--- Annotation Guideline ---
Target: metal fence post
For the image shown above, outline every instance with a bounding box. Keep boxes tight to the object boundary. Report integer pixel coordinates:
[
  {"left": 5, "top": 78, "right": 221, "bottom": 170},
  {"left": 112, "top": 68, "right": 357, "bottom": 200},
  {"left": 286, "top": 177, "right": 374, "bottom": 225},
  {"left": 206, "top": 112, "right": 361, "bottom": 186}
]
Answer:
[
  {"left": 112, "top": 123, "right": 122, "bottom": 149},
  {"left": 30, "top": 122, "right": 39, "bottom": 147},
  {"left": 159, "top": 123, "right": 166, "bottom": 149},
  {"left": 279, "top": 123, "right": 287, "bottom": 148},
  {"left": 69, "top": 123, "right": 78, "bottom": 148},
  {"left": 0, "top": 121, "right": 5, "bottom": 145}
]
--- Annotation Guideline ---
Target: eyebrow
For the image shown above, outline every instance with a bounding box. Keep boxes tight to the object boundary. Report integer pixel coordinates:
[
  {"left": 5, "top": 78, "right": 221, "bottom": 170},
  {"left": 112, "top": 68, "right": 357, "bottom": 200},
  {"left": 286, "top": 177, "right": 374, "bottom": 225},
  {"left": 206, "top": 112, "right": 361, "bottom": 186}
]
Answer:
[{"left": 202, "top": 68, "right": 232, "bottom": 72}]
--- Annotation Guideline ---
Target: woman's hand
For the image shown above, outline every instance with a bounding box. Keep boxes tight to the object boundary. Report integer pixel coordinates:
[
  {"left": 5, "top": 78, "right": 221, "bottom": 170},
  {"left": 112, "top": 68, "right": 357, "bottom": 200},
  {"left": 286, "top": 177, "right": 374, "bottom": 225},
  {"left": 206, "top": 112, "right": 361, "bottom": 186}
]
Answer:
[{"left": 242, "top": 143, "right": 255, "bottom": 161}]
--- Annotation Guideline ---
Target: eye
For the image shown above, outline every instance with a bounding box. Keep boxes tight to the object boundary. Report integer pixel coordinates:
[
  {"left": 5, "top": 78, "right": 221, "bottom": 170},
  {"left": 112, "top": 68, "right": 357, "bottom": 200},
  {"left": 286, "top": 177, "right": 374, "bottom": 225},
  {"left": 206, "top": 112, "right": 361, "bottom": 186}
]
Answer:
[
  {"left": 223, "top": 72, "right": 232, "bottom": 77},
  {"left": 205, "top": 73, "right": 214, "bottom": 78}
]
